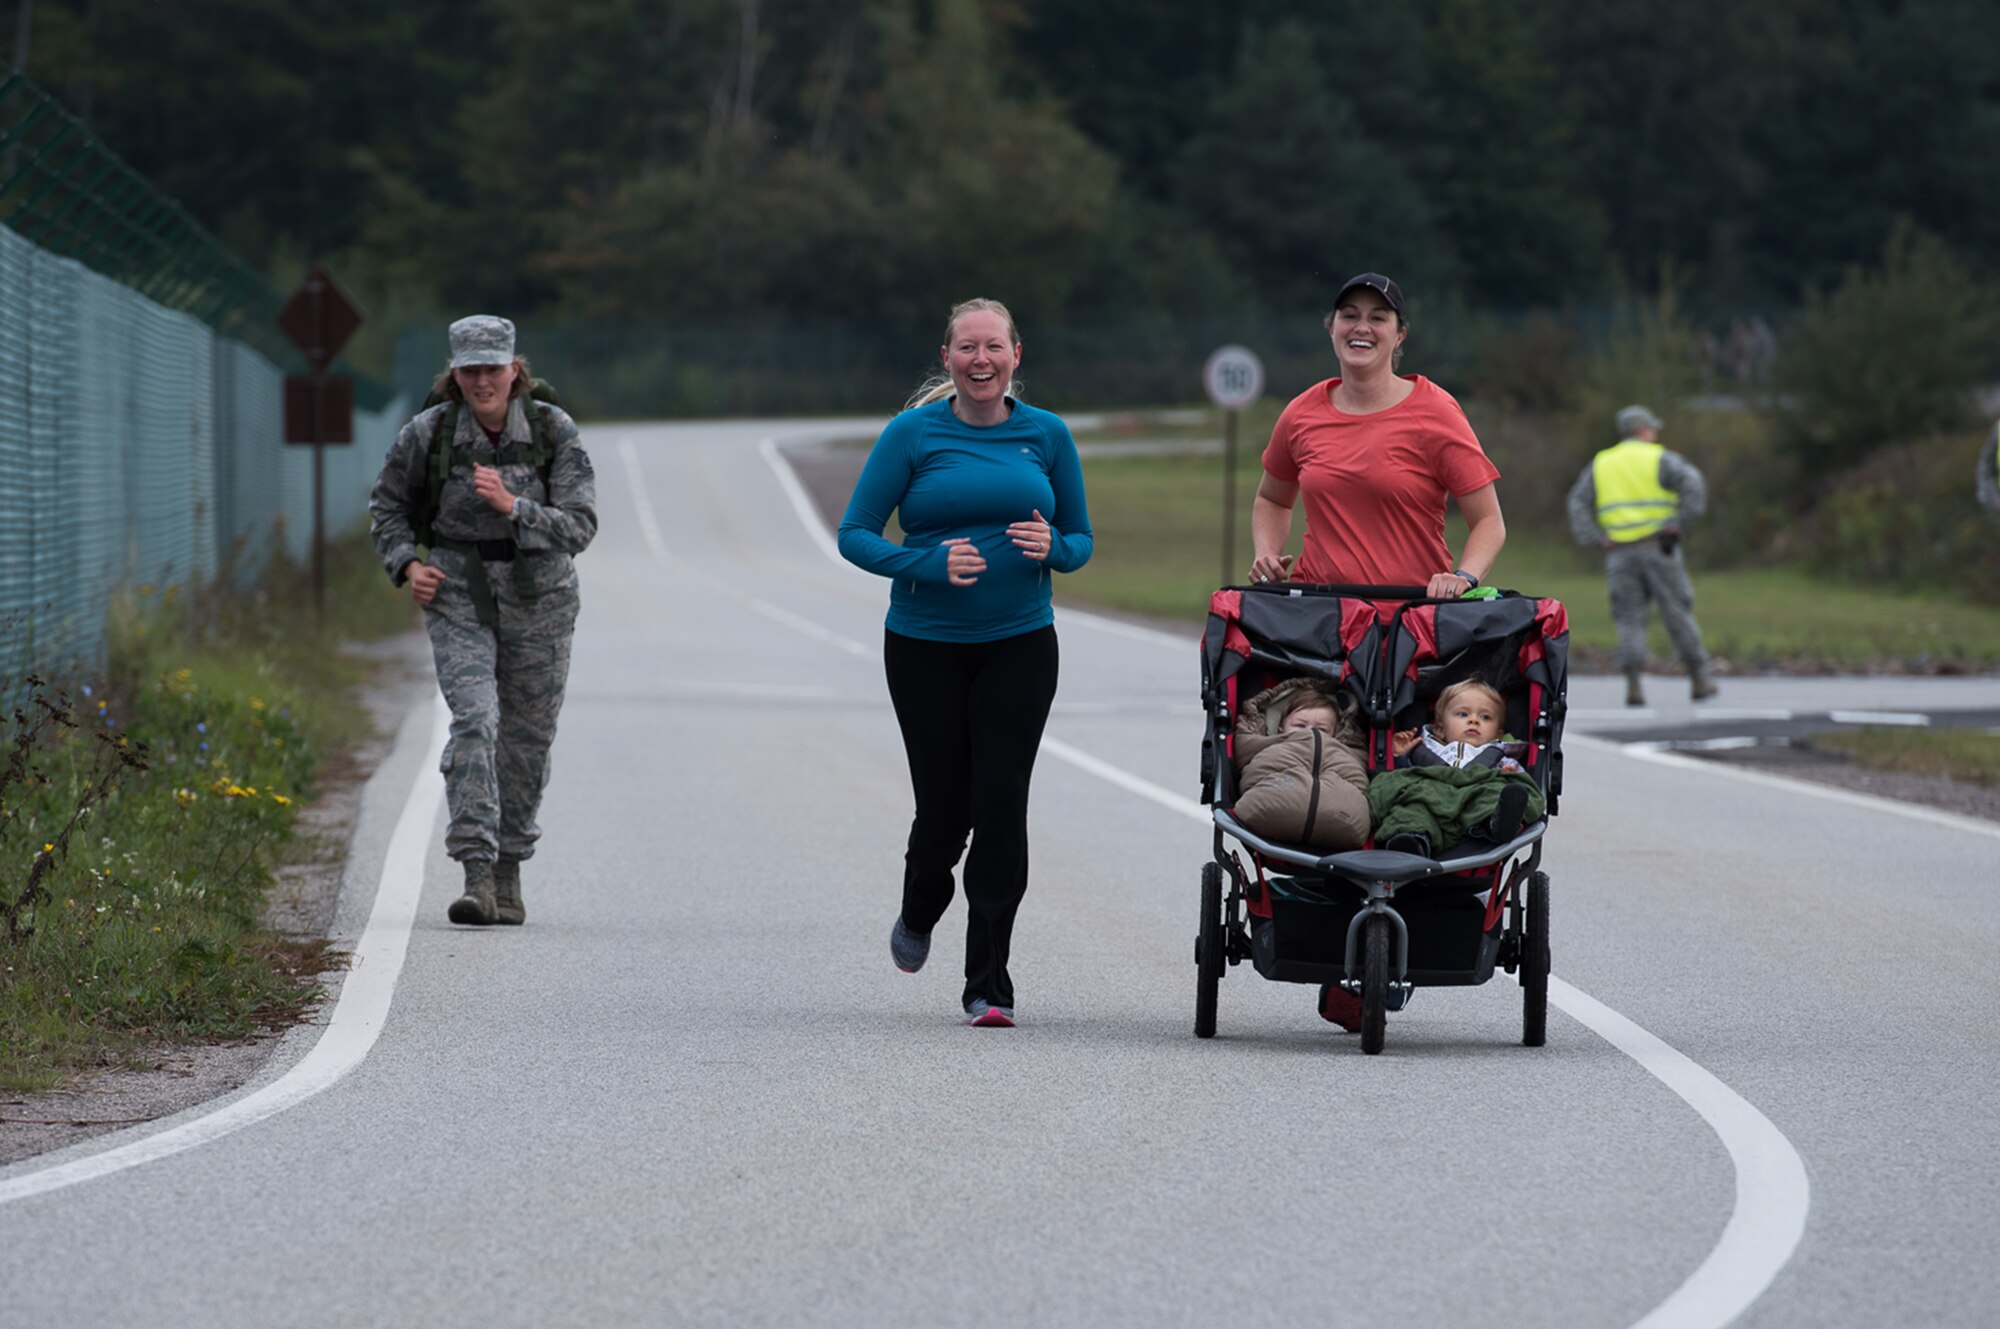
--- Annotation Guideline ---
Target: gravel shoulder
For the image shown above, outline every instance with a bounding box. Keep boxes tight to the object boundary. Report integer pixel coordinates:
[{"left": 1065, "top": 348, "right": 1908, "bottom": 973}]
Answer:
[
  {"left": 1711, "top": 752, "right": 2000, "bottom": 822},
  {"left": 0, "top": 632, "right": 436, "bottom": 1167}
]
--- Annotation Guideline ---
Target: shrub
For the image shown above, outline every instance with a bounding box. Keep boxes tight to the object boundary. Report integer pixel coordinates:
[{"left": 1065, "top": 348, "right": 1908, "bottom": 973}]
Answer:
[
  {"left": 1462, "top": 311, "right": 1584, "bottom": 414},
  {"left": 1785, "top": 429, "right": 2000, "bottom": 603},
  {"left": 1768, "top": 223, "right": 2000, "bottom": 478}
]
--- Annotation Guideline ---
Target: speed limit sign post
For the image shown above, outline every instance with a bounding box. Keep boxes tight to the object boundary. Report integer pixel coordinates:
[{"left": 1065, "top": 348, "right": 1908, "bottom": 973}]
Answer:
[{"left": 1203, "top": 345, "right": 1265, "bottom": 588}]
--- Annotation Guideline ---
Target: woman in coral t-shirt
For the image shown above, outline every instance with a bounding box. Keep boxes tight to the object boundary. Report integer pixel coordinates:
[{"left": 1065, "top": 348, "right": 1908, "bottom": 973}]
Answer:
[{"left": 1247, "top": 273, "right": 1505, "bottom": 598}]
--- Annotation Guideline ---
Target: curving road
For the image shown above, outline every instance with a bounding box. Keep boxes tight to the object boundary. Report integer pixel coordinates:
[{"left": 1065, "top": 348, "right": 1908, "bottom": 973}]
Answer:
[{"left": 3, "top": 418, "right": 1998, "bottom": 1329}]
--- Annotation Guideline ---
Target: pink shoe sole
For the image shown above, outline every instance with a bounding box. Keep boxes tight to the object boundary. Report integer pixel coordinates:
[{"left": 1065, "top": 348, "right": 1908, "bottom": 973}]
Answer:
[{"left": 964, "top": 1007, "right": 1016, "bottom": 1028}]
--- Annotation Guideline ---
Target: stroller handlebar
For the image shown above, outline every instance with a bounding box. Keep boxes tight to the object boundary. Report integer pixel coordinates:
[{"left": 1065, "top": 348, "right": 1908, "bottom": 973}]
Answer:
[{"left": 1234, "top": 581, "right": 1433, "bottom": 601}]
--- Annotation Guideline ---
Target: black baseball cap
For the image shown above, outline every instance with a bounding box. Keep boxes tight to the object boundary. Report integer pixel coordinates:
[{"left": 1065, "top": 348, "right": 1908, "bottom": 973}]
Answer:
[{"left": 1332, "top": 272, "right": 1406, "bottom": 318}]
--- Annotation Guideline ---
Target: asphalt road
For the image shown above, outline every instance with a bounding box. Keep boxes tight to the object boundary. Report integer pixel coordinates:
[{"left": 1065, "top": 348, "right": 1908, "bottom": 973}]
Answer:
[{"left": 3, "top": 417, "right": 1998, "bottom": 1329}]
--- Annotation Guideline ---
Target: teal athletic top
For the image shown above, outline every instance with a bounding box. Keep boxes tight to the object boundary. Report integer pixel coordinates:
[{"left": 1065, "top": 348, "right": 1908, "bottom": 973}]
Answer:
[{"left": 838, "top": 397, "right": 1094, "bottom": 643}]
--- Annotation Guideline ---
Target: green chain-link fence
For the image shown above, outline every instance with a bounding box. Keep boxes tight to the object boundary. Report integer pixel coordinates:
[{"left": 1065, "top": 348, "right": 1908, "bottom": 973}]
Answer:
[{"left": 0, "top": 65, "right": 403, "bottom": 678}]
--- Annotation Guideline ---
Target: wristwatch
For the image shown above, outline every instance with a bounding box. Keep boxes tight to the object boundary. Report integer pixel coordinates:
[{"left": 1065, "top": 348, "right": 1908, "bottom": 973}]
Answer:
[{"left": 1452, "top": 567, "right": 1479, "bottom": 588}]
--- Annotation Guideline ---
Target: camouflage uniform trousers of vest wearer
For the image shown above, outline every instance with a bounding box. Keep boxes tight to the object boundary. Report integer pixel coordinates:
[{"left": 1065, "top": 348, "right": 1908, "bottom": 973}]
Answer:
[
  {"left": 423, "top": 543, "right": 580, "bottom": 863},
  {"left": 1605, "top": 539, "right": 1708, "bottom": 675}
]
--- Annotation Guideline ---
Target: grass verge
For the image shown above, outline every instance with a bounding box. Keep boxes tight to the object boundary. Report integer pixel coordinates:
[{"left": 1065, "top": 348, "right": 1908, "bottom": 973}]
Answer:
[
  {"left": 0, "top": 528, "right": 414, "bottom": 1092},
  {"left": 1062, "top": 441, "right": 2000, "bottom": 671},
  {"left": 1808, "top": 726, "right": 2000, "bottom": 786}
]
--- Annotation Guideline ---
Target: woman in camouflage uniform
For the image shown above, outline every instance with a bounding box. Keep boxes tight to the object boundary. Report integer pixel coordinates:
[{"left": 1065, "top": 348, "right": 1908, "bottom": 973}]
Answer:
[{"left": 368, "top": 316, "right": 597, "bottom": 925}]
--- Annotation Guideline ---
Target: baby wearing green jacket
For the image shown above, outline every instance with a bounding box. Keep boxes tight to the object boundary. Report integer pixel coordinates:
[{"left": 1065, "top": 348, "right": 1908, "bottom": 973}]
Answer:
[{"left": 1369, "top": 678, "right": 1545, "bottom": 858}]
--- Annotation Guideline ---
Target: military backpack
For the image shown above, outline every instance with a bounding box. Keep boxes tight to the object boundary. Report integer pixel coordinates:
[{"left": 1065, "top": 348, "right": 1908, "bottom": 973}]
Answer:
[{"left": 410, "top": 378, "right": 563, "bottom": 550}]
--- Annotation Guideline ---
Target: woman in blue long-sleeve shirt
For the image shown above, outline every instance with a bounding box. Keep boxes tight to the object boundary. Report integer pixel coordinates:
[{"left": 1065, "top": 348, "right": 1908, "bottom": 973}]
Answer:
[{"left": 837, "top": 298, "right": 1094, "bottom": 1028}]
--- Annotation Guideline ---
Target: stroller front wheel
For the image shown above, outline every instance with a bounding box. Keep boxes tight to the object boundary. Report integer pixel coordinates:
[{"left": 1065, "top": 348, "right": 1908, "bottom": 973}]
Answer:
[
  {"left": 1522, "top": 871, "right": 1551, "bottom": 1046},
  {"left": 1361, "top": 913, "right": 1390, "bottom": 1054},
  {"left": 1195, "top": 862, "right": 1224, "bottom": 1038}
]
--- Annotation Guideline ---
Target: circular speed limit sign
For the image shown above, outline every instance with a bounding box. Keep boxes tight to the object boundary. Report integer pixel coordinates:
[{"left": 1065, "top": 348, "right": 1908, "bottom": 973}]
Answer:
[{"left": 1202, "top": 345, "right": 1265, "bottom": 409}]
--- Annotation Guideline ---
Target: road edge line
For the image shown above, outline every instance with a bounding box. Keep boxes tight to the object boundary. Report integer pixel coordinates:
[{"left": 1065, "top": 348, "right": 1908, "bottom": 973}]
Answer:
[
  {"left": 1570, "top": 732, "right": 2000, "bottom": 841},
  {"left": 1037, "top": 733, "right": 1809, "bottom": 1329},
  {"left": 0, "top": 694, "right": 447, "bottom": 1207}
]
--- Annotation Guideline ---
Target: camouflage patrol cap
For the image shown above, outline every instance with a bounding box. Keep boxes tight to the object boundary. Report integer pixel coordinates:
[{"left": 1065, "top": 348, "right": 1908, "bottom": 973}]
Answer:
[{"left": 448, "top": 315, "right": 516, "bottom": 368}]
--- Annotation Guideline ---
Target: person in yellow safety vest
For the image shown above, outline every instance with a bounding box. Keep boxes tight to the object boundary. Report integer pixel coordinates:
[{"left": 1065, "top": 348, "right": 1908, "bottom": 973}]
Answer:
[
  {"left": 1977, "top": 420, "right": 2000, "bottom": 514},
  {"left": 1566, "top": 404, "right": 1717, "bottom": 707}
]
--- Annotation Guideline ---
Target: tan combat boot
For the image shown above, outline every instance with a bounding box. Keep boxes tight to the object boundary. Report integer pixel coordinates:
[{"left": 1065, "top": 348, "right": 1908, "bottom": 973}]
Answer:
[
  {"left": 494, "top": 859, "right": 526, "bottom": 926},
  {"left": 1689, "top": 664, "right": 1718, "bottom": 702},
  {"left": 448, "top": 860, "right": 498, "bottom": 926},
  {"left": 1624, "top": 670, "right": 1645, "bottom": 707}
]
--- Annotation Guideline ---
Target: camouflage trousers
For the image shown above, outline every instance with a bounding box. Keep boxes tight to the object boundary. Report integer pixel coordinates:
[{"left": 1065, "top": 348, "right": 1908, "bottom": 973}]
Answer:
[
  {"left": 1605, "top": 540, "right": 1707, "bottom": 673},
  {"left": 421, "top": 549, "right": 580, "bottom": 863}
]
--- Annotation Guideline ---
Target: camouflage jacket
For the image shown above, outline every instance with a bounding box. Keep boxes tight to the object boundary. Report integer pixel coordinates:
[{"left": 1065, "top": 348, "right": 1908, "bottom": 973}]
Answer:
[{"left": 369, "top": 396, "right": 598, "bottom": 586}]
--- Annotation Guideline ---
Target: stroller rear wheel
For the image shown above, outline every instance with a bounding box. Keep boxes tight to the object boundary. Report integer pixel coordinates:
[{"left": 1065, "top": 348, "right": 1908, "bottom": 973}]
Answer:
[
  {"left": 1360, "top": 913, "right": 1390, "bottom": 1055},
  {"left": 1195, "top": 862, "right": 1224, "bottom": 1038},
  {"left": 1522, "top": 870, "right": 1551, "bottom": 1046}
]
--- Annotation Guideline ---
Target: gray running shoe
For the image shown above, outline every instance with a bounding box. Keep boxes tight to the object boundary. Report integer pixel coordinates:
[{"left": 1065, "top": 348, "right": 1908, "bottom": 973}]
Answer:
[
  {"left": 890, "top": 916, "right": 930, "bottom": 973},
  {"left": 963, "top": 999, "right": 1015, "bottom": 1028}
]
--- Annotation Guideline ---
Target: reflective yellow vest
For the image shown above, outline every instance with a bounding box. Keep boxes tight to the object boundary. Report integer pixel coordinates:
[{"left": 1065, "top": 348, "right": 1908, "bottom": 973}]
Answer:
[{"left": 1593, "top": 439, "right": 1678, "bottom": 543}]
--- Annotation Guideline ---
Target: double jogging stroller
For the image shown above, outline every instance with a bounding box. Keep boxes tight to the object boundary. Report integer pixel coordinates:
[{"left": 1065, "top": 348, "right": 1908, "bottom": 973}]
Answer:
[{"left": 1196, "top": 583, "right": 1569, "bottom": 1054}]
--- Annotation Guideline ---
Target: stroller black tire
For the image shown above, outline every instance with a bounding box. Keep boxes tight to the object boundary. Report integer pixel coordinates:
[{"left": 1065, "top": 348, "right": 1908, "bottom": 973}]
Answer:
[
  {"left": 1523, "top": 871, "right": 1551, "bottom": 1047},
  {"left": 1361, "top": 914, "right": 1390, "bottom": 1055},
  {"left": 1196, "top": 862, "right": 1224, "bottom": 1039}
]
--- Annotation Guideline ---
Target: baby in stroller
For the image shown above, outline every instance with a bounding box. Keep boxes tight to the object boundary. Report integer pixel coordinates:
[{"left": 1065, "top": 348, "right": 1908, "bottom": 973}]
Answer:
[
  {"left": 1231, "top": 678, "right": 1370, "bottom": 851},
  {"left": 1371, "top": 678, "right": 1545, "bottom": 858}
]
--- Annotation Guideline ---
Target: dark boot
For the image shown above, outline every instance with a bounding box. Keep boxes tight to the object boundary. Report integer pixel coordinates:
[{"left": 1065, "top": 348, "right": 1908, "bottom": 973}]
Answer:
[
  {"left": 494, "top": 859, "right": 525, "bottom": 926},
  {"left": 448, "top": 860, "right": 498, "bottom": 926},
  {"left": 1624, "top": 670, "right": 1645, "bottom": 707},
  {"left": 1689, "top": 664, "right": 1718, "bottom": 701}
]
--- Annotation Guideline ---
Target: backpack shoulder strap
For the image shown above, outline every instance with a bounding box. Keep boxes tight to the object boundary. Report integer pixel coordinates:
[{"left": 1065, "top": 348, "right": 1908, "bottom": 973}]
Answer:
[{"left": 414, "top": 401, "right": 459, "bottom": 549}]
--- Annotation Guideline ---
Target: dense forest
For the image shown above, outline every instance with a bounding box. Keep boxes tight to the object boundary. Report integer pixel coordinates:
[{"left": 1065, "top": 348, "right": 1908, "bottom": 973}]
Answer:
[{"left": 9, "top": 0, "right": 2000, "bottom": 341}]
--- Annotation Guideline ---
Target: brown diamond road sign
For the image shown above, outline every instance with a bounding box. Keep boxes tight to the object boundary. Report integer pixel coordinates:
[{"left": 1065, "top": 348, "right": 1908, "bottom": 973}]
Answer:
[{"left": 277, "top": 264, "right": 364, "bottom": 369}]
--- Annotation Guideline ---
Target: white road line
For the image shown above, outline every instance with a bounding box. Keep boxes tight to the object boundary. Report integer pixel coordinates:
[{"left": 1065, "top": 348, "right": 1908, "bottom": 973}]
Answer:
[
  {"left": 1583, "top": 732, "right": 2000, "bottom": 840},
  {"left": 1828, "top": 709, "right": 1929, "bottom": 727},
  {"left": 620, "top": 437, "right": 677, "bottom": 567},
  {"left": 753, "top": 430, "right": 1812, "bottom": 1329},
  {"left": 1561, "top": 979, "right": 1811, "bottom": 1329},
  {"left": 1056, "top": 604, "right": 1194, "bottom": 650},
  {"left": 1633, "top": 736, "right": 1764, "bottom": 753},
  {"left": 628, "top": 440, "right": 879, "bottom": 659},
  {"left": 1037, "top": 734, "right": 1809, "bottom": 1329},
  {"left": 0, "top": 695, "right": 448, "bottom": 1207},
  {"left": 758, "top": 435, "right": 852, "bottom": 570},
  {"left": 746, "top": 596, "right": 877, "bottom": 661}
]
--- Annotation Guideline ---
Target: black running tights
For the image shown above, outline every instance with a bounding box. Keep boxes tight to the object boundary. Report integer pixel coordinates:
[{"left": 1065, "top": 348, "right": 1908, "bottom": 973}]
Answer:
[{"left": 882, "top": 626, "right": 1059, "bottom": 1011}]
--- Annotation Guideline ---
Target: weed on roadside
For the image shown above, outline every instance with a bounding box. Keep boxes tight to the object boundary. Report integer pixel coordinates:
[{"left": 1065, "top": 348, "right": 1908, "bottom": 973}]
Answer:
[{"left": 0, "top": 527, "right": 413, "bottom": 1092}]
